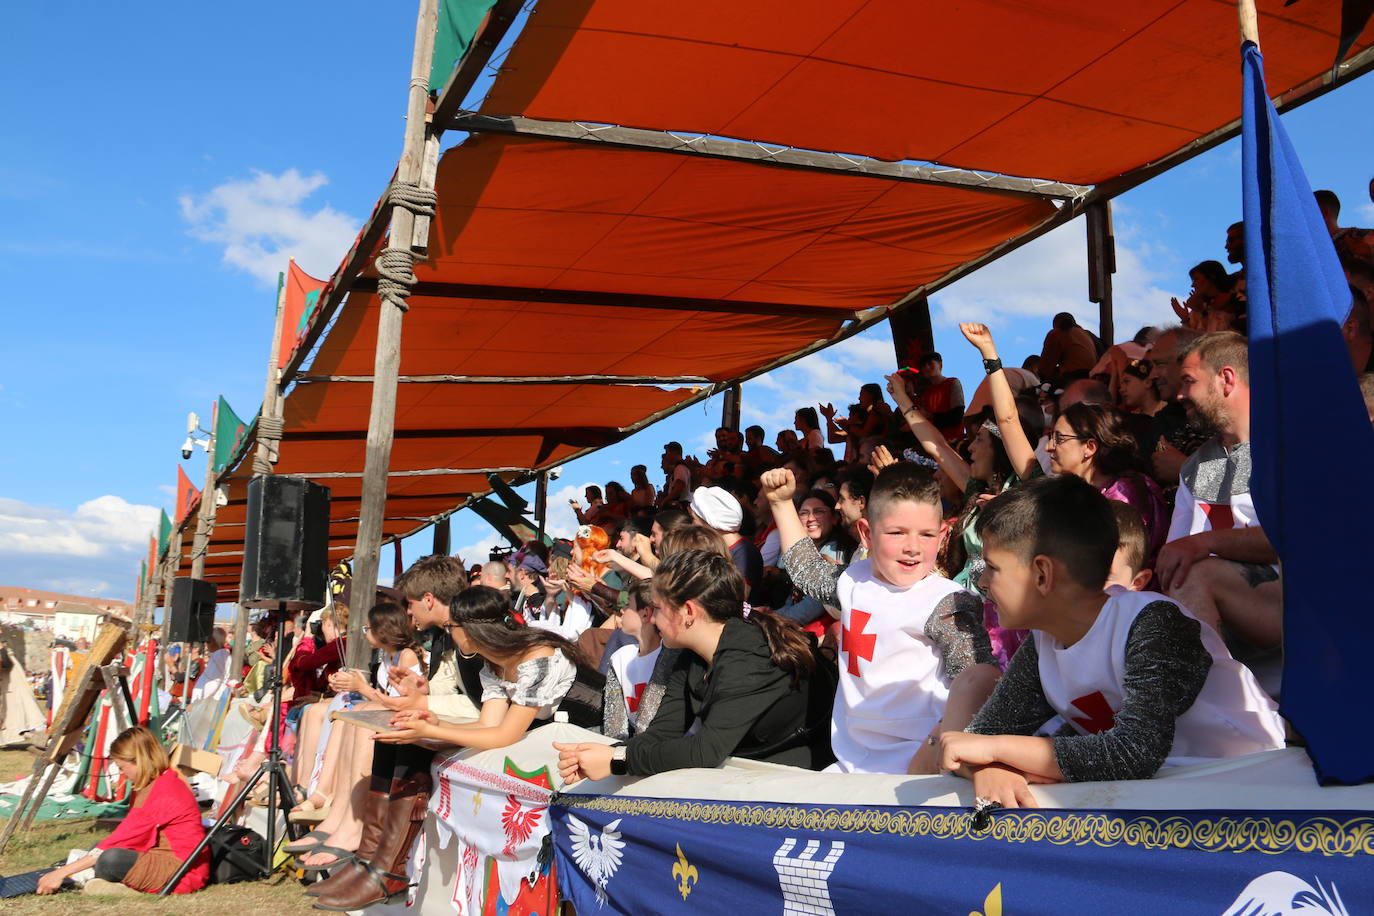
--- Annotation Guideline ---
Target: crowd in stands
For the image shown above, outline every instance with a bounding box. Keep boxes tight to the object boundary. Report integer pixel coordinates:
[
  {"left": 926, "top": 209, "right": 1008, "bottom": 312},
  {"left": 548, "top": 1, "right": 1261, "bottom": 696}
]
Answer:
[{"left": 48, "top": 193, "right": 1373, "bottom": 905}]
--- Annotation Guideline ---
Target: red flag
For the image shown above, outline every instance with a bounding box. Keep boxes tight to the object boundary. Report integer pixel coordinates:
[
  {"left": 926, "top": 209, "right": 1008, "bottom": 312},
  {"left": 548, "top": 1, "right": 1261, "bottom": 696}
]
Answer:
[
  {"left": 175, "top": 466, "right": 201, "bottom": 524},
  {"left": 277, "top": 260, "right": 328, "bottom": 369}
]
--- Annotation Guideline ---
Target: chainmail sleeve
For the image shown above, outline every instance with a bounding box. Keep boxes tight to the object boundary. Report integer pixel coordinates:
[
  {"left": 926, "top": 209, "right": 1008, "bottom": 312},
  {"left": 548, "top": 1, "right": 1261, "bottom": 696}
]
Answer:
[
  {"left": 1048, "top": 601, "right": 1211, "bottom": 782},
  {"left": 923, "top": 590, "right": 996, "bottom": 679},
  {"left": 780, "top": 537, "right": 840, "bottom": 605},
  {"left": 966, "top": 639, "right": 1057, "bottom": 737}
]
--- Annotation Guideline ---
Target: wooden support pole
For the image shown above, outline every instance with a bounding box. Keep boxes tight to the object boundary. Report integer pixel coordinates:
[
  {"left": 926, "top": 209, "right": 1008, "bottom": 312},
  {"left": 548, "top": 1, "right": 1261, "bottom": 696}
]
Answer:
[
  {"left": 888, "top": 295, "right": 935, "bottom": 368},
  {"left": 1238, "top": 0, "right": 1260, "bottom": 47},
  {"left": 348, "top": 0, "right": 441, "bottom": 670},
  {"left": 252, "top": 272, "right": 289, "bottom": 476},
  {"left": 534, "top": 472, "right": 549, "bottom": 543},
  {"left": 1086, "top": 200, "right": 1116, "bottom": 346},
  {"left": 432, "top": 516, "right": 451, "bottom": 556},
  {"left": 721, "top": 384, "right": 742, "bottom": 433},
  {"left": 190, "top": 401, "right": 219, "bottom": 580}
]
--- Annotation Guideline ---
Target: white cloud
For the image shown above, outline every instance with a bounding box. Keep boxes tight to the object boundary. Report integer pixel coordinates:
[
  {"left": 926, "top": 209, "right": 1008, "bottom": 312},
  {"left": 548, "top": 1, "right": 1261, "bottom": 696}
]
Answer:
[
  {"left": 930, "top": 214, "right": 1180, "bottom": 338},
  {"left": 740, "top": 333, "right": 881, "bottom": 440},
  {"left": 0, "top": 495, "right": 160, "bottom": 601},
  {"left": 1358, "top": 201, "right": 1374, "bottom": 223},
  {"left": 179, "top": 169, "right": 359, "bottom": 285}
]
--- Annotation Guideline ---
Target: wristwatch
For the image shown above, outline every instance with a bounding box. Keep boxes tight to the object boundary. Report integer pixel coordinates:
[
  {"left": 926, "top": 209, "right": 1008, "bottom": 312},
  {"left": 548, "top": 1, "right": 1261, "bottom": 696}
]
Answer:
[
  {"left": 982, "top": 357, "right": 1003, "bottom": 375},
  {"left": 610, "top": 745, "right": 629, "bottom": 776}
]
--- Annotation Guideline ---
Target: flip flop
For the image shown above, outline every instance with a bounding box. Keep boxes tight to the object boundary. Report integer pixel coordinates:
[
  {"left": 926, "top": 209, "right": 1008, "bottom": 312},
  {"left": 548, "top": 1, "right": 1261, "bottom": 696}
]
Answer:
[
  {"left": 299, "top": 847, "right": 356, "bottom": 873},
  {"left": 284, "top": 829, "right": 332, "bottom": 854}
]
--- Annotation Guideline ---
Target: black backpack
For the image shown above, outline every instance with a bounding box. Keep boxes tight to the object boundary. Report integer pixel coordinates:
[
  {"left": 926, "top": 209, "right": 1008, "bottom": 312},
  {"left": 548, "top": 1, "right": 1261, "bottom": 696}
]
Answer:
[{"left": 209, "top": 826, "right": 269, "bottom": 884}]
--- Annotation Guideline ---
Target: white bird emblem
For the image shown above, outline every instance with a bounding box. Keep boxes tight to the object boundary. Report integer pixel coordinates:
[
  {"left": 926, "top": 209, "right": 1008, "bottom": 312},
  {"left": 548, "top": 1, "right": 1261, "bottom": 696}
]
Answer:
[
  {"left": 1220, "top": 871, "right": 1349, "bottom": 916},
  {"left": 567, "top": 815, "right": 625, "bottom": 906}
]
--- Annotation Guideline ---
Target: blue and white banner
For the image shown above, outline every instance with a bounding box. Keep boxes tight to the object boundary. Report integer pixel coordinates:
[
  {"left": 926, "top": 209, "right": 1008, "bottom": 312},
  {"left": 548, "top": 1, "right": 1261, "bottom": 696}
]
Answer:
[{"left": 553, "top": 796, "right": 1372, "bottom": 915}]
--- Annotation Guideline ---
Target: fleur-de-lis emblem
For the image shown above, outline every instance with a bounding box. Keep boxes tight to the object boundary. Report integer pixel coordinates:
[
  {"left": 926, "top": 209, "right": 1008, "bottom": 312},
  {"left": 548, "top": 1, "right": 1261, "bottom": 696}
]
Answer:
[
  {"left": 970, "top": 883, "right": 1002, "bottom": 916},
  {"left": 672, "top": 843, "right": 698, "bottom": 900}
]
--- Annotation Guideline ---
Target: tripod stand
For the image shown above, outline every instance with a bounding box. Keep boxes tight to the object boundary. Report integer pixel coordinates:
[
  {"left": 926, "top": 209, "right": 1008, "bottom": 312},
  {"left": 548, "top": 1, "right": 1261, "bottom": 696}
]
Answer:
[{"left": 160, "top": 603, "right": 298, "bottom": 894}]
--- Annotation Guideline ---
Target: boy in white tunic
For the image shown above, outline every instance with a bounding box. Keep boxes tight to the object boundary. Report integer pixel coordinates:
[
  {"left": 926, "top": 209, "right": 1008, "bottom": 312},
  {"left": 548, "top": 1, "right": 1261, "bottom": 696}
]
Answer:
[
  {"left": 939, "top": 475, "right": 1285, "bottom": 808},
  {"left": 817, "top": 463, "right": 1000, "bottom": 774}
]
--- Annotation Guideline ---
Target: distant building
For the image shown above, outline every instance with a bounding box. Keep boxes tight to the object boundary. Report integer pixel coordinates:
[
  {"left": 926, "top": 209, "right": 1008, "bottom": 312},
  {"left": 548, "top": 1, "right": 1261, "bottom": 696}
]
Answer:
[{"left": 0, "top": 587, "right": 132, "bottom": 634}]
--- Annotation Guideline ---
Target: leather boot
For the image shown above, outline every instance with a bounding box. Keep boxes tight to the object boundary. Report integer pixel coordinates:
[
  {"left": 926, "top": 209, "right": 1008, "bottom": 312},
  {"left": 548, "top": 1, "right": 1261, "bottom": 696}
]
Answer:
[
  {"left": 304, "top": 778, "right": 392, "bottom": 897},
  {"left": 313, "top": 772, "right": 431, "bottom": 911}
]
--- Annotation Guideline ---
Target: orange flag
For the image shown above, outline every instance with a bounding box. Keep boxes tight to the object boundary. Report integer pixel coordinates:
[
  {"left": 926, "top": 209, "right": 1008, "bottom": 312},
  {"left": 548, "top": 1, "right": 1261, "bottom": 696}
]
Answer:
[{"left": 175, "top": 466, "right": 201, "bottom": 524}]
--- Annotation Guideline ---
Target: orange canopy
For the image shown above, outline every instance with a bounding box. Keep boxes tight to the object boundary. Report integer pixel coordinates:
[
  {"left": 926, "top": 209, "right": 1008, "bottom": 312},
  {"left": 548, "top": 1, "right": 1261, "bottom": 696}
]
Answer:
[{"left": 172, "top": 0, "right": 1372, "bottom": 599}]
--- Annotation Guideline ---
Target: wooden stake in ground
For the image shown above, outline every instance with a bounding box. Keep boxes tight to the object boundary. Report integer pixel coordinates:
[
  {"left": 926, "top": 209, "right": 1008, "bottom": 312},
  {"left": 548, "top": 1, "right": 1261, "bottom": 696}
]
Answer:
[{"left": 346, "top": 0, "right": 441, "bottom": 670}]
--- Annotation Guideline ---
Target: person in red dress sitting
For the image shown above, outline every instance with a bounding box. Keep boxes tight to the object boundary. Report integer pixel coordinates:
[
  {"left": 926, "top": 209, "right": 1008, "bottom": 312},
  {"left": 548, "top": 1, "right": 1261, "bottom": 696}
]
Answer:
[{"left": 37, "top": 726, "right": 209, "bottom": 896}]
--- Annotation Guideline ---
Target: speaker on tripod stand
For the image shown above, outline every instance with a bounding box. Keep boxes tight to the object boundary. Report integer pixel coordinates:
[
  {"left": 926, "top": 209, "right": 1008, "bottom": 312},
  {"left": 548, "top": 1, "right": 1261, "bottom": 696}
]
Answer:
[{"left": 161, "top": 475, "right": 331, "bottom": 894}]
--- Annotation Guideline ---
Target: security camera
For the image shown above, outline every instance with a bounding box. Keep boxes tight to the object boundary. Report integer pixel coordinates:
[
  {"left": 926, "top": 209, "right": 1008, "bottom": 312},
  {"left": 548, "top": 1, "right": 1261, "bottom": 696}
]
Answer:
[
  {"left": 181, "top": 437, "right": 195, "bottom": 460},
  {"left": 186, "top": 412, "right": 200, "bottom": 435},
  {"left": 548, "top": 467, "right": 562, "bottom": 481}
]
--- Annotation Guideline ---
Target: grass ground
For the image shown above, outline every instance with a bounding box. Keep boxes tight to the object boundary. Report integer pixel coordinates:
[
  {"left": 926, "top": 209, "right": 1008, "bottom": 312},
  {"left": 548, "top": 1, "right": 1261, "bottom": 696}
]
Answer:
[{"left": 0, "top": 749, "right": 317, "bottom": 914}]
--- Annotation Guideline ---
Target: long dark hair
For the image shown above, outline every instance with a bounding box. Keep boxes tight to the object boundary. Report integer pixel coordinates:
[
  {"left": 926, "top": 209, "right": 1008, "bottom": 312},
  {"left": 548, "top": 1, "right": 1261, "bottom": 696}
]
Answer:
[
  {"left": 450, "top": 586, "right": 582, "bottom": 672},
  {"left": 652, "top": 550, "right": 814, "bottom": 682}
]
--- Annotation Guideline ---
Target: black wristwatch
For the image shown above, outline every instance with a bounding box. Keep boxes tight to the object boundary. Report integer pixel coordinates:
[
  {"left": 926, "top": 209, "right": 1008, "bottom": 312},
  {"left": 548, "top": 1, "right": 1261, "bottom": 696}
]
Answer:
[
  {"left": 610, "top": 745, "right": 629, "bottom": 776},
  {"left": 982, "top": 357, "right": 1003, "bottom": 375}
]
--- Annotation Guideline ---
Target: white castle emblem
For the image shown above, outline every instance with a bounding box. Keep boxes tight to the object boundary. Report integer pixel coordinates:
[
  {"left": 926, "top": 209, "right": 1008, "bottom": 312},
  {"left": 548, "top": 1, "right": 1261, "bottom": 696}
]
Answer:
[{"left": 773, "top": 838, "right": 845, "bottom": 916}]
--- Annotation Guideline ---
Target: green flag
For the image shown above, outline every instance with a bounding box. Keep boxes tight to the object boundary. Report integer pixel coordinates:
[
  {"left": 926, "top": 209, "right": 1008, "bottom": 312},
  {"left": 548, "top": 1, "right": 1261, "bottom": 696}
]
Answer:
[
  {"left": 213, "top": 396, "right": 248, "bottom": 473},
  {"left": 428, "top": 0, "right": 498, "bottom": 92},
  {"left": 157, "top": 509, "right": 172, "bottom": 558}
]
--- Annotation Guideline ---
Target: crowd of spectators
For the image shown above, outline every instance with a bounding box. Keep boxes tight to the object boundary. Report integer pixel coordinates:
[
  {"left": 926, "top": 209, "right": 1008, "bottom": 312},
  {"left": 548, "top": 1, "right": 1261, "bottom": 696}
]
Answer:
[{"left": 135, "top": 194, "right": 1372, "bottom": 908}]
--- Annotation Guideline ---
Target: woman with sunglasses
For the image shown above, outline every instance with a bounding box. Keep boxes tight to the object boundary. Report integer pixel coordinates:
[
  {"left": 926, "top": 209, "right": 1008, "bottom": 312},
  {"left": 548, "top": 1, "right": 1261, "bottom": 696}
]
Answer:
[{"left": 1046, "top": 402, "right": 1169, "bottom": 566}]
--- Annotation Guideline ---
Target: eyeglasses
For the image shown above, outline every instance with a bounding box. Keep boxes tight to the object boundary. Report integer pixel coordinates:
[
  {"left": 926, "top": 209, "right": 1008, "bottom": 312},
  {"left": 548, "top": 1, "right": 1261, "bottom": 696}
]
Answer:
[
  {"left": 797, "top": 508, "right": 832, "bottom": 518},
  {"left": 1049, "top": 432, "right": 1090, "bottom": 446}
]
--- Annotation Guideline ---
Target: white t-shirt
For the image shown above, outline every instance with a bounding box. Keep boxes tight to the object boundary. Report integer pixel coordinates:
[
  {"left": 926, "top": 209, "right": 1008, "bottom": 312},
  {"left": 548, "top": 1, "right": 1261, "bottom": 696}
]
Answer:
[
  {"left": 829, "top": 560, "right": 973, "bottom": 774},
  {"left": 191, "top": 648, "right": 230, "bottom": 702},
  {"left": 803, "top": 428, "right": 825, "bottom": 450},
  {"left": 1035, "top": 588, "right": 1285, "bottom": 767},
  {"left": 608, "top": 644, "right": 661, "bottom": 728},
  {"left": 667, "top": 463, "right": 693, "bottom": 503}
]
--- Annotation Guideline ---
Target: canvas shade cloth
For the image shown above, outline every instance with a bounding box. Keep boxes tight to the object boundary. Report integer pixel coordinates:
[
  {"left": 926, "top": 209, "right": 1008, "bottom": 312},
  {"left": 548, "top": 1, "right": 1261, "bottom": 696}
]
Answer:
[
  {"left": 180, "top": 135, "right": 1057, "bottom": 600},
  {"left": 481, "top": 0, "right": 1374, "bottom": 185},
  {"left": 170, "top": 1, "right": 1372, "bottom": 600}
]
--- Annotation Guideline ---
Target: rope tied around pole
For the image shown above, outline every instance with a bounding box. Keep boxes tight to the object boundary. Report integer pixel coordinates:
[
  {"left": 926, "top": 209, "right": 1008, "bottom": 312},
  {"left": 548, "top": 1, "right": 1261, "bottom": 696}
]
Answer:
[
  {"left": 384, "top": 181, "right": 437, "bottom": 219},
  {"left": 251, "top": 415, "right": 285, "bottom": 475},
  {"left": 375, "top": 247, "right": 418, "bottom": 312}
]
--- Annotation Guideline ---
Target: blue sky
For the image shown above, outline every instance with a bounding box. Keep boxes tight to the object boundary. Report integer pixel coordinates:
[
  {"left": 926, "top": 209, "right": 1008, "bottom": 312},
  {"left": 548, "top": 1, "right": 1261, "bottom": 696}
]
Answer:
[{"left": 2, "top": 4, "right": 1371, "bottom": 600}]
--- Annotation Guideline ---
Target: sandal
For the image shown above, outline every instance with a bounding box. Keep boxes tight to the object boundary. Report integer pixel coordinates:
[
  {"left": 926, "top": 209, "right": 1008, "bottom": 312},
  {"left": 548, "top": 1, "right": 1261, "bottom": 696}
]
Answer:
[
  {"left": 299, "top": 846, "right": 356, "bottom": 873},
  {"left": 284, "top": 829, "right": 332, "bottom": 854}
]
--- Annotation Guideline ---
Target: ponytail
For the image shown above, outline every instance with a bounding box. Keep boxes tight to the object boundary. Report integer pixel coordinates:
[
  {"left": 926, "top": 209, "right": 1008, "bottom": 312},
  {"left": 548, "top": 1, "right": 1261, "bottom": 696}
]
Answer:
[{"left": 653, "top": 550, "right": 815, "bottom": 681}]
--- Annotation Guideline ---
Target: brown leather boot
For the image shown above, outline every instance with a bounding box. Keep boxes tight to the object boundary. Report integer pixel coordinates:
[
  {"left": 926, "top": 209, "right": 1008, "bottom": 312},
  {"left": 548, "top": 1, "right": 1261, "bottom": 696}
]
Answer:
[
  {"left": 312, "top": 772, "right": 431, "bottom": 911},
  {"left": 303, "top": 777, "right": 392, "bottom": 897}
]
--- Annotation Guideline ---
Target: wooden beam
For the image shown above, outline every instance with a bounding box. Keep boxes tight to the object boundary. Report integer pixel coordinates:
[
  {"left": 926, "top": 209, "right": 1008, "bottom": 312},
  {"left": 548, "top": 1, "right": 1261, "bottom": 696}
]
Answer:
[
  {"left": 347, "top": 0, "right": 440, "bottom": 670},
  {"left": 298, "top": 467, "right": 528, "bottom": 479},
  {"left": 431, "top": 0, "right": 526, "bottom": 132},
  {"left": 349, "top": 276, "right": 849, "bottom": 320},
  {"left": 294, "top": 373, "right": 709, "bottom": 386},
  {"left": 1086, "top": 200, "right": 1116, "bottom": 346},
  {"left": 448, "top": 112, "right": 1092, "bottom": 202},
  {"left": 283, "top": 425, "right": 623, "bottom": 444}
]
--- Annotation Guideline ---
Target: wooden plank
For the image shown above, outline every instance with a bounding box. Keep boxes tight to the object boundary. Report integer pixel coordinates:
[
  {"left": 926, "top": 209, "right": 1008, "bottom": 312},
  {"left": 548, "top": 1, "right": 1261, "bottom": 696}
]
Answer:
[
  {"left": 349, "top": 277, "right": 849, "bottom": 320},
  {"left": 447, "top": 112, "right": 1090, "bottom": 201},
  {"left": 430, "top": 0, "right": 526, "bottom": 131}
]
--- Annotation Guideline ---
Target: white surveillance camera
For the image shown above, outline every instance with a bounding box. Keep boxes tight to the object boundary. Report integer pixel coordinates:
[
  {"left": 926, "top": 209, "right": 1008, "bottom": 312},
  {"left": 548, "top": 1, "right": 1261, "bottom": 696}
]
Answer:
[
  {"left": 186, "top": 412, "right": 200, "bottom": 435},
  {"left": 548, "top": 467, "right": 562, "bottom": 481},
  {"left": 181, "top": 437, "right": 195, "bottom": 460}
]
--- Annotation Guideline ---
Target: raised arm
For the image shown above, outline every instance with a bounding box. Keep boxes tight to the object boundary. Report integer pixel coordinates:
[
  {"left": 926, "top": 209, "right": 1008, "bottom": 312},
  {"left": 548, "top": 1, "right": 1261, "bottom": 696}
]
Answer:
[
  {"left": 958, "top": 323, "right": 1039, "bottom": 480},
  {"left": 885, "top": 373, "right": 972, "bottom": 492},
  {"left": 759, "top": 468, "right": 806, "bottom": 554}
]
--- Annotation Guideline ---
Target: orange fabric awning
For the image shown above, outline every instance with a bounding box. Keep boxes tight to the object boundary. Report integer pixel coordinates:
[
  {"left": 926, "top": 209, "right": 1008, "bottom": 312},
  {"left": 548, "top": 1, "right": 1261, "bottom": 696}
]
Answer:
[{"left": 480, "top": 0, "right": 1372, "bottom": 184}]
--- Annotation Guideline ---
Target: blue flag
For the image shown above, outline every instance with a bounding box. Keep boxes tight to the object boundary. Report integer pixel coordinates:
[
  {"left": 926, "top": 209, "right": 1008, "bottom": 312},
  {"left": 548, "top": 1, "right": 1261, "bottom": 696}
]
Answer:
[{"left": 1241, "top": 41, "right": 1374, "bottom": 784}]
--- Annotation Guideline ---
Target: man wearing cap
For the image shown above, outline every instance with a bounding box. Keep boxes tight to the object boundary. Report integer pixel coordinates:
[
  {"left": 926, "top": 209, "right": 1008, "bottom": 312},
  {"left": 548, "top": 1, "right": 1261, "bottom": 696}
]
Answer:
[{"left": 690, "top": 485, "right": 763, "bottom": 601}]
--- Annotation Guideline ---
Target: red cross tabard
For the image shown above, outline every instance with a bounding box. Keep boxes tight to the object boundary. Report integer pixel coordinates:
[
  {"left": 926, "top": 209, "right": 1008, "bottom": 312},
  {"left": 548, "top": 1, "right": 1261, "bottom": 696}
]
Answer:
[
  {"left": 842, "top": 609, "right": 877, "bottom": 677},
  {"left": 1070, "top": 691, "right": 1117, "bottom": 734}
]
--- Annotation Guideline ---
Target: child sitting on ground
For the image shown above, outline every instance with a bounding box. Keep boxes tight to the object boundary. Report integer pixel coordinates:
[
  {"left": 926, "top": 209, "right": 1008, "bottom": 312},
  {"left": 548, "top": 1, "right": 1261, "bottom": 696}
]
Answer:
[
  {"left": 939, "top": 475, "right": 1285, "bottom": 808},
  {"left": 766, "top": 462, "right": 1000, "bottom": 775}
]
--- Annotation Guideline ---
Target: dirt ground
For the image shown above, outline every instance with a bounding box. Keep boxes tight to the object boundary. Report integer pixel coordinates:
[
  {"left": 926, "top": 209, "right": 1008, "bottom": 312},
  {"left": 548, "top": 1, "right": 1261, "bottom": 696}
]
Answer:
[{"left": 0, "top": 750, "right": 317, "bottom": 914}]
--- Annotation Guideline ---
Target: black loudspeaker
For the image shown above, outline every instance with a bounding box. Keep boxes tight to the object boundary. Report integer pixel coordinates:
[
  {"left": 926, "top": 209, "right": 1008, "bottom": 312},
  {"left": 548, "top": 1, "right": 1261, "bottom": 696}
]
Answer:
[
  {"left": 240, "top": 475, "right": 331, "bottom": 610},
  {"left": 168, "top": 577, "right": 216, "bottom": 643}
]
